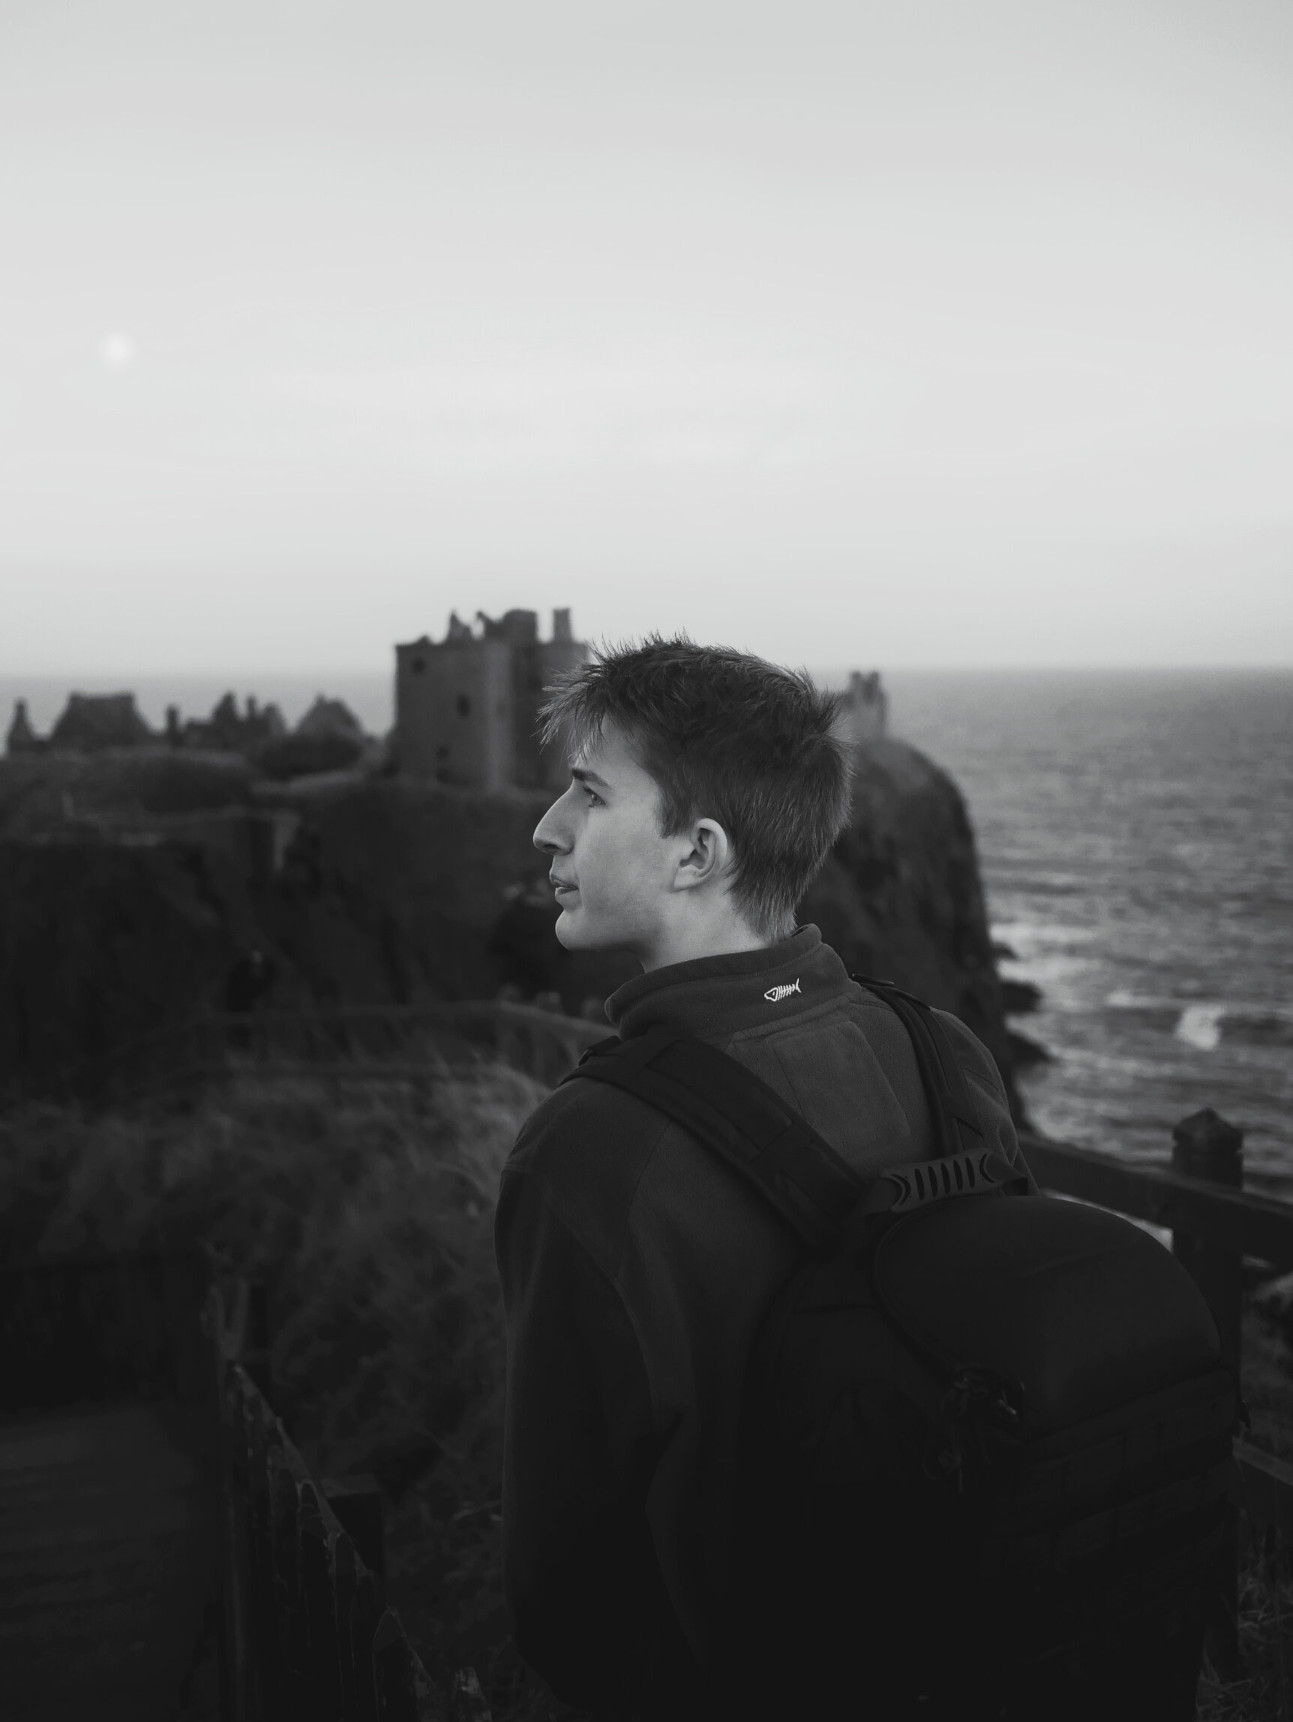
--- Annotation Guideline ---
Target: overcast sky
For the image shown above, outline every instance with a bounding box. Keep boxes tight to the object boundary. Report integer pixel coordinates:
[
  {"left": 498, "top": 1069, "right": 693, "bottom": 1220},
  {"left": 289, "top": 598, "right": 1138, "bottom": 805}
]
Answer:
[{"left": 2, "top": 0, "right": 1291, "bottom": 674}]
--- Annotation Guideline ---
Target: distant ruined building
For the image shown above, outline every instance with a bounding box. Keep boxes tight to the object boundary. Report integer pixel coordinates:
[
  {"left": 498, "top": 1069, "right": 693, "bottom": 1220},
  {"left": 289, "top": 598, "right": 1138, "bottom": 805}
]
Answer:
[
  {"left": 166, "top": 692, "right": 287, "bottom": 753},
  {"left": 5, "top": 699, "right": 41, "bottom": 755},
  {"left": 48, "top": 693, "right": 153, "bottom": 752},
  {"left": 395, "top": 608, "right": 588, "bottom": 790},
  {"left": 838, "top": 670, "right": 887, "bottom": 745},
  {"left": 5, "top": 628, "right": 886, "bottom": 783},
  {"left": 295, "top": 696, "right": 366, "bottom": 744},
  {"left": 4, "top": 688, "right": 364, "bottom": 767}
]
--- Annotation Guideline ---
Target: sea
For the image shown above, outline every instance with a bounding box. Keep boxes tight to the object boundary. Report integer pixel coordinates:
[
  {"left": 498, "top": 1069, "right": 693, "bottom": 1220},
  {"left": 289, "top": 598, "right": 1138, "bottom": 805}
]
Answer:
[
  {"left": 4, "top": 667, "right": 1290, "bottom": 1199},
  {"left": 881, "top": 669, "right": 1293, "bottom": 1202}
]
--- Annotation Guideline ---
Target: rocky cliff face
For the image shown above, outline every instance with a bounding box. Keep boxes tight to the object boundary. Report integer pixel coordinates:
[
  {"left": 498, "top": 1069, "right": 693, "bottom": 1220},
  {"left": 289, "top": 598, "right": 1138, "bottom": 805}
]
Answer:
[
  {"left": 799, "top": 737, "right": 1019, "bottom": 1110},
  {"left": 0, "top": 740, "right": 1023, "bottom": 1116}
]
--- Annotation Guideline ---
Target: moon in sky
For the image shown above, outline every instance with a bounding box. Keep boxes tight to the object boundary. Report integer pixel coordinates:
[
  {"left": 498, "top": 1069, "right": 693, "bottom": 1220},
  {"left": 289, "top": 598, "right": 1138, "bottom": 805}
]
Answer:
[{"left": 99, "top": 331, "right": 137, "bottom": 370}]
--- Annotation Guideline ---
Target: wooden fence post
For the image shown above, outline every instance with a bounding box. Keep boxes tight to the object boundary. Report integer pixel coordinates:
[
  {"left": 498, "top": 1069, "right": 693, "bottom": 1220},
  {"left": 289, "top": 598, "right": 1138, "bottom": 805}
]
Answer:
[
  {"left": 244, "top": 1391, "right": 280, "bottom": 1719},
  {"left": 208, "top": 1288, "right": 253, "bottom": 1722},
  {"left": 373, "top": 1610, "right": 429, "bottom": 1721},
  {"left": 351, "top": 1568, "right": 385, "bottom": 1722},
  {"left": 323, "top": 1474, "right": 386, "bottom": 1579},
  {"left": 299, "top": 1489, "right": 345, "bottom": 1719},
  {"left": 270, "top": 1453, "right": 309, "bottom": 1716},
  {"left": 331, "top": 1533, "right": 363, "bottom": 1721},
  {"left": 1171, "top": 1106, "right": 1244, "bottom": 1679},
  {"left": 1171, "top": 1109, "right": 1244, "bottom": 1373},
  {"left": 450, "top": 1667, "right": 495, "bottom": 1721}
]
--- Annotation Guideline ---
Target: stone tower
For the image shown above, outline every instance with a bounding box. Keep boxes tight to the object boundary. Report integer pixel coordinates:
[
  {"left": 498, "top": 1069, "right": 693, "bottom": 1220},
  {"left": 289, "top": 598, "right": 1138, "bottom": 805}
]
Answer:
[
  {"left": 838, "top": 671, "right": 888, "bottom": 745},
  {"left": 5, "top": 699, "right": 41, "bottom": 755},
  {"left": 395, "top": 608, "right": 589, "bottom": 789}
]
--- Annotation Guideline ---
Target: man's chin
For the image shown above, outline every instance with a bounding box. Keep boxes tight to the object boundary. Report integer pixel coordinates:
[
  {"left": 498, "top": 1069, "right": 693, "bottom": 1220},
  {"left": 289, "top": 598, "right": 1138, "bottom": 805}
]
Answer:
[
  {"left": 553, "top": 908, "right": 586, "bottom": 951},
  {"left": 554, "top": 907, "right": 625, "bottom": 955}
]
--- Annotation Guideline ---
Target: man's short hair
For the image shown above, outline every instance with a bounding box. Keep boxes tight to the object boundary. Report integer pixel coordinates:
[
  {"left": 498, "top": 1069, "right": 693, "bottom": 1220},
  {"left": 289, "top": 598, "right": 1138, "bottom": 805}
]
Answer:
[{"left": 539, "top": 636, "right": 853, "bottom": 940}]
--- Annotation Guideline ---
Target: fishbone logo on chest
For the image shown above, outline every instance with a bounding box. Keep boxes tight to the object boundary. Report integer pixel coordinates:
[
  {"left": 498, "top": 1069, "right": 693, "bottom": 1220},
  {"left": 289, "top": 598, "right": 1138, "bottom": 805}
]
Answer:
[{"left": 763, "top": 979, "right": 802, "bottom": 1003}]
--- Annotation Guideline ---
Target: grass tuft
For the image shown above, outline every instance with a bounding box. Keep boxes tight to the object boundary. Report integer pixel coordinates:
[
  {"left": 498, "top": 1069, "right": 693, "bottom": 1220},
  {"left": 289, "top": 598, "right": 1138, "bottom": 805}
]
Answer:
[{"left": 1197, "top": 1550, "right": 1293, "bottom": 1722}]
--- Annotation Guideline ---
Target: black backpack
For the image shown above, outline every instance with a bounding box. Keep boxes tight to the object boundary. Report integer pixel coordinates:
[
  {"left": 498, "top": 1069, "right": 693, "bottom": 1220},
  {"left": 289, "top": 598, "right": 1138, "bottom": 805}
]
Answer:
[{"left": 564, "top": 979, "right": 1239, "bottom": 1721}]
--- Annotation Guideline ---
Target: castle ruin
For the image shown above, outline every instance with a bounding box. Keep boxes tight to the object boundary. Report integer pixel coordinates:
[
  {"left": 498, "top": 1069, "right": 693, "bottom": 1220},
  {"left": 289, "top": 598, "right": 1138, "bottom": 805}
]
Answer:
[
  {"left": 394, "top": 608, "right": 589, "bottom": 790},
  {"left": 837, "top": 670, "right": 887, "bottom": 745},
  {"left": 5, "top": 699, "right": 40, "bottom": 755},
  {"left": 3, "top": 689, "right": 361, "bottom": 762},
  {"left": 5, "top": 691, "right": 159, "bottom": 753}
]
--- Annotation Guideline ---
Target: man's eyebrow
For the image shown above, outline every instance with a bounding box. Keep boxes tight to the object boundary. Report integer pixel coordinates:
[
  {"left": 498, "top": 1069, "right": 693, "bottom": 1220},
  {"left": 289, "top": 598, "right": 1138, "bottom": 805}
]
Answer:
[{"left": 570, "top": 766, "right": 610, "bottom": 790}]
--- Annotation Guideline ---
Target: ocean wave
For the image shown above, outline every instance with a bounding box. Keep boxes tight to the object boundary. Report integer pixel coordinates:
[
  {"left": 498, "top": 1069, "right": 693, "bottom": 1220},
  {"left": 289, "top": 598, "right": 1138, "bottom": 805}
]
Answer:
[
  {"left": 1175, "top": 1003, "right": 1225, "bottom": 1053},
  {"left": 1106, "top": 989, "right": 1164, "bottom": 1011},
  {"left": 1104, "top": 991, "right": 1293, "bottom": 1052},
  {"left": 991, "top": 919, "right": 1100, "bottom": 952},
  {"left": 901, "top": 671, "right": 1293, "bottom": 1168}
]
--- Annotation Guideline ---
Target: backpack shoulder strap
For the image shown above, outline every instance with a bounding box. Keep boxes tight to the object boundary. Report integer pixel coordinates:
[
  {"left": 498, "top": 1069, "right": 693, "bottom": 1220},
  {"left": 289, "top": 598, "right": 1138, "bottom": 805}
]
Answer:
[
  {"left": 562, "top": 986, "right": 1025, "bottom": 1245},
  {"left": 850, "top": 976, "right": 987, "bottom": 1159},
  {"left": 562, "top": 1027, "right": 860, "bottom": 1247}
]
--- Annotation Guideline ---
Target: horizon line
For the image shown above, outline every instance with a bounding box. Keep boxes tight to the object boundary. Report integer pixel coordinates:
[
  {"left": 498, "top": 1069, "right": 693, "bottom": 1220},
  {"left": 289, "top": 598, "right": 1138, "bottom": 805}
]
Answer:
[{"left": 3, "top": 662, "right": 1292, "bottom": 682}]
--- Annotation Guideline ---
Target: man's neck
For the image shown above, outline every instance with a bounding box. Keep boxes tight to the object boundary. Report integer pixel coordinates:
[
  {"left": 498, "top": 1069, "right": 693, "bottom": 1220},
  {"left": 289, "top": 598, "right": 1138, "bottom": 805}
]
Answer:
[{"left": 638, "top": 916, "right": 773, "bottom": 974}]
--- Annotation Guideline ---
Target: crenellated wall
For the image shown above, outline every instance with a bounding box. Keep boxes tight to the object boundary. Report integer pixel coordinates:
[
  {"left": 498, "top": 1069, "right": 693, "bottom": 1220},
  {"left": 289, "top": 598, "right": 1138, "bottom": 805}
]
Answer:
[{"left": 394, "top": 609, "right": 589, "bottom": 790}]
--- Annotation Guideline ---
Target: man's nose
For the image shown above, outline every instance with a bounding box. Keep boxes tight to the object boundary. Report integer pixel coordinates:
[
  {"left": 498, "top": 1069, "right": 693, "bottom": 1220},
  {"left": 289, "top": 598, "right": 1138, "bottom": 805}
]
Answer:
[{"left": 533, "top": 796, "right": 570, "bottom": 855}]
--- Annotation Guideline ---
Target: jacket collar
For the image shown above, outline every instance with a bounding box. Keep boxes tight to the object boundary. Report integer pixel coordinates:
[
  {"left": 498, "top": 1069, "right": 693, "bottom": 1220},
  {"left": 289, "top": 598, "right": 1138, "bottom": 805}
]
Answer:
[{"left": 606, "top": 924, "right": 853, "bottom": 1042}]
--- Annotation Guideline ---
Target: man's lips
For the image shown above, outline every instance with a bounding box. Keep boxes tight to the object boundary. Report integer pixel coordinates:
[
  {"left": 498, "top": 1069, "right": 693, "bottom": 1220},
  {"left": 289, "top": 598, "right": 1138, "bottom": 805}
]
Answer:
[{"left": 550, "top": 875, "right": 577, "bottom": 894}]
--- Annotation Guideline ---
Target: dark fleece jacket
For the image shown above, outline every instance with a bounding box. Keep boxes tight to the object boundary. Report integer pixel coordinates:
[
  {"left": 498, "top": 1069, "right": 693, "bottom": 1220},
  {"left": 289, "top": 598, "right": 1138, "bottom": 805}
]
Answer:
[{"left": 494, "top": 926, "right": 1029, "bottom": 1720}]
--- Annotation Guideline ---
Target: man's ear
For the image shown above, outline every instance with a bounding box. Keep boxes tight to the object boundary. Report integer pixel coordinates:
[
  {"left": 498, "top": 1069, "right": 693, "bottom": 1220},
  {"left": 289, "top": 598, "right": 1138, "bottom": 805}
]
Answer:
[{"left": 673, "top": 819, "right": 733, "bottom": 892}]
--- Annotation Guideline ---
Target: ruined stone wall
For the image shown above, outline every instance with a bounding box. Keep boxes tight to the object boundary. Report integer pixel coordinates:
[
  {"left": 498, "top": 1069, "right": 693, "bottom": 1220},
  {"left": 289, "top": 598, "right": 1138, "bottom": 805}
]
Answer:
[
  {"left": 396, "top": 609, "right": 587, "bottom": 789},
  {"left": 478, "top": 643, "right": 517, "bottom": 790},
  {"left": 395, "top": 636, "right": 514, "bottom": 787},
  {"left": 513, "top": 637, "right": 590, "bottom": 788},
  {"left": 394, "top": 639, "right": 437, "bottom": 777},
  {"left": 838, "top": 671, "right": 888, "bottom": 745},
  {"left": 47, "top": 693, "right": 153, "bottom": 751}
]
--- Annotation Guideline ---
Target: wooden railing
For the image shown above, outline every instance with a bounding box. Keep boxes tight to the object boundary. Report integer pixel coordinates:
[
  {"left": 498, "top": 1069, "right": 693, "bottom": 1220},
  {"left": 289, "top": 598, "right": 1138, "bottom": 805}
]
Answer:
[
  {"left": 0, "top": 1249, "right": 492, "bottom": 1720},
  {"left": 206, "top": 1278, "right": 492, "bottom": 1722}
]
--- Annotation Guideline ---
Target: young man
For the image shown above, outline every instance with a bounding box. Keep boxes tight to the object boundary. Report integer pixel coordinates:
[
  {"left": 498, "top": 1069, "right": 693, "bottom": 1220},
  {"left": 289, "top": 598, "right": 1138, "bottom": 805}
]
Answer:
[{"left": 494, "top": 639, "right": 1029, "bottom": 1721}]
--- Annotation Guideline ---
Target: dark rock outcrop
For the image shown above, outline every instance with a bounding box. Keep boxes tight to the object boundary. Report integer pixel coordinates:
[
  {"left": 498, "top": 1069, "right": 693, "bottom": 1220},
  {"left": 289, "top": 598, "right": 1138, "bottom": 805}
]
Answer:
[
  {"left": 253, "top": 732, "right": 366, "bottom": 782},
  {"left": 0, "top": 748, "right": 256, "bottom": 828},
  {"left": 254, "top": 776, "right": 635, "bottom": 1011},
  {"left": 1000, "top": 979, "right": 1043, "bottom": 1017},
  {"left": 0, "top": 737, "right": 1024, "bottom": 1117},
  {"left": 0, "top": 840, "right": 253, "bottom": 1103},
  {"left": 800, "top": 738, "right": 1024, "bottom": 1116}
]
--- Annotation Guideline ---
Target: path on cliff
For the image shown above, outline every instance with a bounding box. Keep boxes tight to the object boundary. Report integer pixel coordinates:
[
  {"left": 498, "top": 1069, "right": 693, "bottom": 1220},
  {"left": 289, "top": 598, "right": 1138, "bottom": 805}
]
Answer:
[{"left": 0, "top": 1400, "right": 218, "bottom": 1721}]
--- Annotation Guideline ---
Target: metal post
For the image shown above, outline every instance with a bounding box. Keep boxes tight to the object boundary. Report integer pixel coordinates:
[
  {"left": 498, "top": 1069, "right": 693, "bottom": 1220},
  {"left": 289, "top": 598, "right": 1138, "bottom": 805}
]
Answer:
[{"left": 1171, "top": 1106, "right": 1244, "bottom": 1680}]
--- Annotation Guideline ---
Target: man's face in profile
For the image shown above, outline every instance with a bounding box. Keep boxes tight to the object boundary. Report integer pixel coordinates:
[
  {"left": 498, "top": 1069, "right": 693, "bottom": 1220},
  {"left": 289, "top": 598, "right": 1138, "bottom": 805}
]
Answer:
[{"left": 532, "top": 721, "right": 678, "bottom": 964}]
